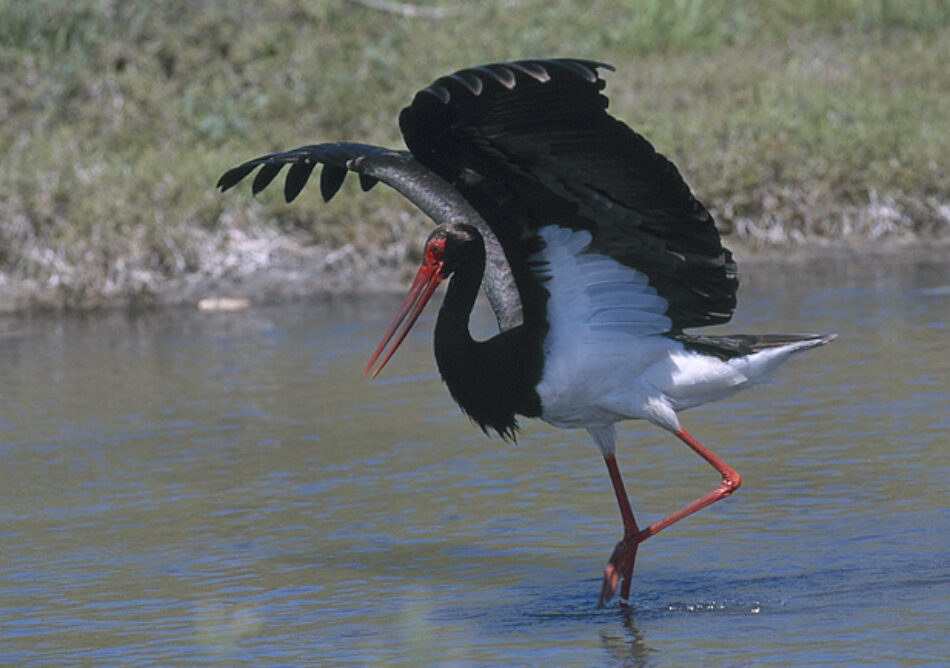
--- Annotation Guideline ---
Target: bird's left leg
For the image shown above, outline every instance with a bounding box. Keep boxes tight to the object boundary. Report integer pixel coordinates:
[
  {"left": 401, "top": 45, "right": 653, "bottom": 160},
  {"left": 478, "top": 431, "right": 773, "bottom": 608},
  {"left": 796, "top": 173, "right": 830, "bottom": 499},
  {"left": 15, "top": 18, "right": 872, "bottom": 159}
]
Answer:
[
  {"left": 596, "top": 427, "right": 742, "bottom": 606},
  {"left": 589, "top": 425, "right": 643, "bottom": 607},
  {"left": 599, "top": 452, "right": 641, "bottom": 607}
]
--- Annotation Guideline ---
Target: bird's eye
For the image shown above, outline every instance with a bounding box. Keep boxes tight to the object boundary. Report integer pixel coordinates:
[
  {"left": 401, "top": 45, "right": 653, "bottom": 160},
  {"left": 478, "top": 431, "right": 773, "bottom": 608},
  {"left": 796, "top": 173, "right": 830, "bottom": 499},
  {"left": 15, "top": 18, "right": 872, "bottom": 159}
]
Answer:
[{"left": 426, "top": 239, "right": 446, "bottom": 265}]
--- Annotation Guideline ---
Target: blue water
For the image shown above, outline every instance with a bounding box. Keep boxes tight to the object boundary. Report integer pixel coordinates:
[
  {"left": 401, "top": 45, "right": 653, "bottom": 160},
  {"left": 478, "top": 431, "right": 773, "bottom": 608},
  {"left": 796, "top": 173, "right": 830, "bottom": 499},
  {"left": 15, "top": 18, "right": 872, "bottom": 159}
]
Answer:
[{"left": 1, "top": 258, "right": 948, "bottom": 665}]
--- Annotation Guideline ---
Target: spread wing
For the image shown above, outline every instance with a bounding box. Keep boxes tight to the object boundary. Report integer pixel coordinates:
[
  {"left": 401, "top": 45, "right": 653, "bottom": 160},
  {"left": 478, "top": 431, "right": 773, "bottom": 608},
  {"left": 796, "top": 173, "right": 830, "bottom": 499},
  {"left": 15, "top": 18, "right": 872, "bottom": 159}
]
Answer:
[{"left": 398, "top": 58, "right": 737, "bottom": 331}]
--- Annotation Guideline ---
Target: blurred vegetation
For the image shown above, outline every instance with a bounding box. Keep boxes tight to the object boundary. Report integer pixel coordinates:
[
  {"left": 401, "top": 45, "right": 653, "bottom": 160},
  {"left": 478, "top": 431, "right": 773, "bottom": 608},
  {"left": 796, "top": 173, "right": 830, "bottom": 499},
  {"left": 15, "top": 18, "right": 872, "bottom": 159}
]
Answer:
[{"left": 1, "top": 0, "right": 949, "bottom": 309}]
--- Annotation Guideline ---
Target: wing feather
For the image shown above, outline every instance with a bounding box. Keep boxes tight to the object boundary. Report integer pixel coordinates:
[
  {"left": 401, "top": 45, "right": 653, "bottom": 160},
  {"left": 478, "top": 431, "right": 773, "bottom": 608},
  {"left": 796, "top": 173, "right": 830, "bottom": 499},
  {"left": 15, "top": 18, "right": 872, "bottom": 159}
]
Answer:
[{"left": 399, "top": 58, "right": 736, "bottom": 331}]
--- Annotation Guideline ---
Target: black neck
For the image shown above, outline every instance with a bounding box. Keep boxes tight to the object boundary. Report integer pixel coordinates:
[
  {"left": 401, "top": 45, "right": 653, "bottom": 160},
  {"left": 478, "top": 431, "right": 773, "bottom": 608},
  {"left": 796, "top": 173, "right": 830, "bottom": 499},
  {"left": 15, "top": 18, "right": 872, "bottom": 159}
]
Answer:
[{"left": 433, "top": 248, "right": 542, "bottom": 440}]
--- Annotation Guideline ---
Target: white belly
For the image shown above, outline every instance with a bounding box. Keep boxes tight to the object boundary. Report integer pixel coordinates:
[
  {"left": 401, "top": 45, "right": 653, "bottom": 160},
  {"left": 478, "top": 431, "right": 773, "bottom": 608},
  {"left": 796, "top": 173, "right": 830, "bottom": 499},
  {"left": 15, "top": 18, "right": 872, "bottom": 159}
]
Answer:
[{"left": 528, "top": 225, "right": 805, "bottom": 435}]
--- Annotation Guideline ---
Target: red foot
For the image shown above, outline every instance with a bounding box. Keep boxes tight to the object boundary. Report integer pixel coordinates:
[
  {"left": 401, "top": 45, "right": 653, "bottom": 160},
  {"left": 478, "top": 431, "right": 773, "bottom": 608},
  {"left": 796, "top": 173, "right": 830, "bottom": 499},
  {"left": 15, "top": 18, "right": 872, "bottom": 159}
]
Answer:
[
  {"left": 598, "top": 429, "right": 741, "bottom": 607},
  {"left": 598, "top": 532, "right": 642, "bottom": 607}
]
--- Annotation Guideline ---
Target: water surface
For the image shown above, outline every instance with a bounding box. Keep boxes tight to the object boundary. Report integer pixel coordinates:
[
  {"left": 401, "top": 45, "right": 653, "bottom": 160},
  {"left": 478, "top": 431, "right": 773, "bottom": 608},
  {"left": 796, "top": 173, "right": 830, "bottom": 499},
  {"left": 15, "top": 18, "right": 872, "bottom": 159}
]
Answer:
[{"left": 1, "top": 257, "right": 948, "bottom": 665}]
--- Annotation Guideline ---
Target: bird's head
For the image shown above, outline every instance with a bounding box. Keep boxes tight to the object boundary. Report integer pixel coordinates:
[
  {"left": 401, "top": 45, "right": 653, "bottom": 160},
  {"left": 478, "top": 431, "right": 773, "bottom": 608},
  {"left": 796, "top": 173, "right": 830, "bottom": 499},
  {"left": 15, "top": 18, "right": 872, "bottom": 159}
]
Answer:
[
  {"left": 425, "top": 222, "right": 483, "bottom": 276},
  {"left": 364, "top": 222, "right": 482, "bottom": 379}
]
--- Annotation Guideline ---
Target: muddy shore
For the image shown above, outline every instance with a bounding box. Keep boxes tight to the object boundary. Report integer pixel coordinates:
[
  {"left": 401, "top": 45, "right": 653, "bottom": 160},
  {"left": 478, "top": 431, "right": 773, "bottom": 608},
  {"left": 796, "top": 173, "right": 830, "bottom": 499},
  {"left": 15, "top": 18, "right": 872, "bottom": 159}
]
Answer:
[{"left": 3, "top": 226, "right": 947, "bottom": 315}]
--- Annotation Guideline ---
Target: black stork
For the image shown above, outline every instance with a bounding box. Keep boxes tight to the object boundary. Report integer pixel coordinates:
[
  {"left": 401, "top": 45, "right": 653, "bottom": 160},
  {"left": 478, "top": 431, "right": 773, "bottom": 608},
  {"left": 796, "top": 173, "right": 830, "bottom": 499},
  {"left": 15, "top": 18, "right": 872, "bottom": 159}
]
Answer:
[{"left": 218, "top": 58, "right": 835, "bottom": 606}]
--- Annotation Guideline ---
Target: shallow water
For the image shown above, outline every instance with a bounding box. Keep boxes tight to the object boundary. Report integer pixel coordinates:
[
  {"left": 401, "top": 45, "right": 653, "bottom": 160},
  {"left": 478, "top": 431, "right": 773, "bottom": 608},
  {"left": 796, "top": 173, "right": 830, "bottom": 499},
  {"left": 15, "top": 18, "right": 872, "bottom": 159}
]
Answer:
[{"left": 1, "top": 257, "right": 948, "bottom": 666}]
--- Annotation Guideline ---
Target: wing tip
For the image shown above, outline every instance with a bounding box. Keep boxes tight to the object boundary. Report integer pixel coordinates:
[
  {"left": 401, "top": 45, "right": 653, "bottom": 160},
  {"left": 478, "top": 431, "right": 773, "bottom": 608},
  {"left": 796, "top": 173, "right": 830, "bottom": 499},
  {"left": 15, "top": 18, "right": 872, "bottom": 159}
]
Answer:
[
  {"left": 217, "top": 143, "right": 394, "bottom": 201},
  {"left": 418, "top": 58, "right": 614, "bottom": 105},
  {"left": 216, "top": 163, "right": 257, "bottom": 191}
]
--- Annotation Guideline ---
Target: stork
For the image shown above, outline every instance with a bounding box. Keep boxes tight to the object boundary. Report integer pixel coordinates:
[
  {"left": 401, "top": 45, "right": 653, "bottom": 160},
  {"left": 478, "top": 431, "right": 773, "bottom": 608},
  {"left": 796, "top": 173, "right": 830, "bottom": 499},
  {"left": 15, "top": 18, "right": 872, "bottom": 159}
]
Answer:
[{"left": 218, "top": 59, "right": 835, "bottom": 606}]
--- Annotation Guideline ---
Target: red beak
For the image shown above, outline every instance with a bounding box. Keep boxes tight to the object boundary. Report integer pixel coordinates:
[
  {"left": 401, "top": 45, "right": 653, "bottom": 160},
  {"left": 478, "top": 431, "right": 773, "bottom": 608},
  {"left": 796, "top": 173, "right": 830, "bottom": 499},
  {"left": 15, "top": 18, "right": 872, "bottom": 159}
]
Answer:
[{"left": 364, "top": 260, "right": 444, "bottom": 379}]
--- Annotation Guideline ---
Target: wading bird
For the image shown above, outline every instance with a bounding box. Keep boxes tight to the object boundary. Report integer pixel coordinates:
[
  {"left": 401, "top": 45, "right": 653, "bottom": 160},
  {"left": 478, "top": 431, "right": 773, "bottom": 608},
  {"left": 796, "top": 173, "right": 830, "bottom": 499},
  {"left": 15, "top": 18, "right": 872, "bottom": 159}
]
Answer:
[{"left": 218, "top": 59, "right": 835, "bottom": 606}]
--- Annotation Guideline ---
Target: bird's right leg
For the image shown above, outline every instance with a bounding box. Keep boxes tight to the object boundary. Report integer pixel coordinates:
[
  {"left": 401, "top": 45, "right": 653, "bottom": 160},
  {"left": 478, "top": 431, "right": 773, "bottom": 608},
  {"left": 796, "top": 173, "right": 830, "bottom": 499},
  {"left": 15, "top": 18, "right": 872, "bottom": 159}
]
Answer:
[{"left": 634, "top": 427, "right": 742, "bottom": 541}]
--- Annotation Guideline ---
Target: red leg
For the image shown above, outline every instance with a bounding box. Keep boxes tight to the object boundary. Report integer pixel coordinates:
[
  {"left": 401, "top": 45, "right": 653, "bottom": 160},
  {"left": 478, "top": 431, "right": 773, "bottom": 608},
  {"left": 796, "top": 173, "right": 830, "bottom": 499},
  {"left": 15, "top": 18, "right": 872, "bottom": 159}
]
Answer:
[
  {"left": 599, "top": 453, "right": 640, "bottom": 607},
  {"left": 638, "top": 428, "right": 742, "bottom": 541},
  {"left": 598, "top": 428, "right": 742, "bottom": 607}
]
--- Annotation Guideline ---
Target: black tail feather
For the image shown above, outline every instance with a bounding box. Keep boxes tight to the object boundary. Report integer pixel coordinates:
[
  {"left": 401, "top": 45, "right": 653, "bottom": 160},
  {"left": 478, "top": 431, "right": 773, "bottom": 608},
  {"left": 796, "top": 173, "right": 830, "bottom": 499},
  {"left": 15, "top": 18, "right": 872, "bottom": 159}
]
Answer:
[{"left": 672, "top": 332, "right": 837, "bottom": 360}]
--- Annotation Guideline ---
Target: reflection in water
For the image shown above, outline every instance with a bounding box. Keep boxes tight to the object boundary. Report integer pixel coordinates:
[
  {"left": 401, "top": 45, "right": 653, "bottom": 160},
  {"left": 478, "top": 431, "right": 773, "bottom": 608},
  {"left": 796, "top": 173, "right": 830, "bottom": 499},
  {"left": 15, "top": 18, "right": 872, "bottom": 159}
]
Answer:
[
  {"left": 1, "top": 259, "right": 949, "bottom": 665},
  {"left": 601, "top": 611, "right": 655, "bottom": 667}
]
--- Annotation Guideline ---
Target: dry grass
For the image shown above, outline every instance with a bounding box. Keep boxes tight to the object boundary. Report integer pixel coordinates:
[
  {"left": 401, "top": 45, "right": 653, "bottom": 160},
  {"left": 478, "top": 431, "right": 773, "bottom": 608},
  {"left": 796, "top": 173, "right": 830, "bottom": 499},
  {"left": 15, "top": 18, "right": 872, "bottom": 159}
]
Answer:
[{"left": 1, "top": 0, "right": 948, "bottom": 310}]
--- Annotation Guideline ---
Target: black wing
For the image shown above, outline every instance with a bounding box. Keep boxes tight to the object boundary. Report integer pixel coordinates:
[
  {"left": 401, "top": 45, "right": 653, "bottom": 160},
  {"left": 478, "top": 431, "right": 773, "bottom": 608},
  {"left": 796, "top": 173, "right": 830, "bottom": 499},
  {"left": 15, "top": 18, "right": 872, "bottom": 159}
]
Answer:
[
  {"left": 217, "top": 142, "right": 526, "bottom": 331},
  {"left": 398, "top": 58, "right": 737, "bottom": 331},
  {"left": 216, "top": 142, "right": 393, "bottom": 203}
]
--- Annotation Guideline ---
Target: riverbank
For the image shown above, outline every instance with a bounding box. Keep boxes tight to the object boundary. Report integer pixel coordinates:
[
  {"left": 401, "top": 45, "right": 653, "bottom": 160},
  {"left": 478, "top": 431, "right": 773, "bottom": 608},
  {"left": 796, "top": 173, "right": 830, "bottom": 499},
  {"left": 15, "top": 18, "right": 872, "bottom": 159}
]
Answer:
[
  {"left": 3, "top": 221, "right": 947, "bottom": 315},
  {"left": 2, "top": 1, "right": 948, "bottom": 313}
]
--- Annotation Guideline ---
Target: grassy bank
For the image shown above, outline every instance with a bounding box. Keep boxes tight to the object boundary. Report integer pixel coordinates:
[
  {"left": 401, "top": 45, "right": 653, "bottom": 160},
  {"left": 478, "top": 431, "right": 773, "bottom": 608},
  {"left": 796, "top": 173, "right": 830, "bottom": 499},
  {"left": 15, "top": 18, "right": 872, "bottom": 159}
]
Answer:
[{"left": 2, "top": 0, "right": 948, "bottom": 311}]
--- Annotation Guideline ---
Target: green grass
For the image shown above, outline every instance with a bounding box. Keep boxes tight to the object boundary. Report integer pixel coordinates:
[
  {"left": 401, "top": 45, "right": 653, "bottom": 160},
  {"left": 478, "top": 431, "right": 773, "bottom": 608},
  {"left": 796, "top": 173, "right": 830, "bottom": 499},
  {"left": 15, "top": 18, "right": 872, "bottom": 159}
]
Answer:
[{"left": 2, "top": 0, "right": 949, "bottom": 309}]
